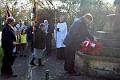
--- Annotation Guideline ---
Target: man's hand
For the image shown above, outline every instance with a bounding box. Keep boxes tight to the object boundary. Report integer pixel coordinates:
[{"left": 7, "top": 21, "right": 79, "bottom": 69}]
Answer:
[
  {"left": 57, "top": 28, "right": 59, "bottom": 31},
  {"left": 13, "top": 41, "right": 19, "bottom": 45}
]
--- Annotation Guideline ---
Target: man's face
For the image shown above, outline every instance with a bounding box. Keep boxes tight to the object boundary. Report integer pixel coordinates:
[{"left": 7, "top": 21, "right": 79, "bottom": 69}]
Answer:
[
  {"left": 32, "top": 22, "right": 35, "bottom": 26},
  {"left": 85, "top": 18, "right": 92, "bottom": 25},
  {"left": 35, "top": 22, "right": 37, "bottom": 26},
  {"left": 19, "top": 20, "right": 22, "bottom": 23},
  {"left": 44, "top": 20, "right": 48, "bottom": 25},
  {"left": 41, "top": 26, "right": 45, "bottom": 31},
  {"left": 11, "top": 21, "right": 15, "bottom": 27},
  {"left": 59, "top": 15, "right": 65, "bottom": 22}
]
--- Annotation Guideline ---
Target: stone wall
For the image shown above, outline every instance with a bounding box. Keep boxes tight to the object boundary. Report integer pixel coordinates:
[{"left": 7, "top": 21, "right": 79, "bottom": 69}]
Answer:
[{"left": 75, "top": 52, "right": 120, "bottom": 79}]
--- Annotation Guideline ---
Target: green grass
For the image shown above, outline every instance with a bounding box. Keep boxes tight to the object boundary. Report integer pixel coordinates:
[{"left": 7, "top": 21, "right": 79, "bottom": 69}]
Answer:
[{"left": 0, "top": 47, "right": 3, "bottom": 63}]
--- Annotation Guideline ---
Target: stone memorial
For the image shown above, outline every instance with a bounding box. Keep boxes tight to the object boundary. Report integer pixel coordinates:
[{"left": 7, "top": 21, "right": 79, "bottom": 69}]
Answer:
[{"left": 75, "top": 1, "right": 120, "bottom": 78}]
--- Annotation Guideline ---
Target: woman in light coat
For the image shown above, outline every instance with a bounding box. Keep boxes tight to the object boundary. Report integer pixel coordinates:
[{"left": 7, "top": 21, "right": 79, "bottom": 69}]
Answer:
[{"left": 55, "top": 15, "right": 67, "bottom": 59}]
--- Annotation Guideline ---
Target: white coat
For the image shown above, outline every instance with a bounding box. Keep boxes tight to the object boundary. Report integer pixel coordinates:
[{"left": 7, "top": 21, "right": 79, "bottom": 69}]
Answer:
[{"left": 55, "top": 22, "right": 67, "bottom": 48}]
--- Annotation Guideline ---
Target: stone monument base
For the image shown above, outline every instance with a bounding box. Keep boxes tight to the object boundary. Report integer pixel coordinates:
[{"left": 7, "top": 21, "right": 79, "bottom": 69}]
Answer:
[{"left": 75, "top": 52, "right": 120, "bottom": 79}]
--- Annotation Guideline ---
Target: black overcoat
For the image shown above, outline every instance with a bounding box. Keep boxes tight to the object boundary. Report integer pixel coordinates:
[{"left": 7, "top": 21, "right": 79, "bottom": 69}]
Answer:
[
  {"left": 63, "top": 17, "right": 94, "bottom": 50},
  {"left": 1, "top": 24, "right": 16, "bottom": 65}
]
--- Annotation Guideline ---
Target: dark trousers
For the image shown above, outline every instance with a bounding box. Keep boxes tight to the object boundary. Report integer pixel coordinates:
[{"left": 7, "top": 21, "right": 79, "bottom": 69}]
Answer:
[
  {"left": 16, "top": 44, "right": 21, "bottom": 54},
  {"left": 64, "top": 46, "right": 76, "bottom": 73},
  {"left": 31, "top": 40, "right": 33, "bottom": 53},
  {"left": 1, "top": 50, "right": 15, "bottom": 75},
  {"left": 57, "top": 47, "right": 65, "bottom": 59},
  {"left": 46, "top": 39, "right": 52, "bottom": 55}
]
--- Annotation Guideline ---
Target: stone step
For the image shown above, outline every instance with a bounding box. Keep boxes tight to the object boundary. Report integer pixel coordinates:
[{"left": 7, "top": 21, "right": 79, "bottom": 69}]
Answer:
[
  {"left": 96, "top": 31, "right": 120, "bottom": 40},
  {"left": 100, "top": 47, "right": 120, "bottom": 58},
  {"left": 75, "top": 52, "right": 120, "bottom": 79},
  {"left": 77, "top": 51, "right": 120, "bottom": 64},
  {"left": 96, "top": 38, "right": 120, "bottom": 48}
]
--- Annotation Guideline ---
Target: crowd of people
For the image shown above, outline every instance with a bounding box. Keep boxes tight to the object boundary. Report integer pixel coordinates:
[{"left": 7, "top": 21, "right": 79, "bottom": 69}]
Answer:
[{"left": 1, "top": 13, "right": 94, "bottom": 77}]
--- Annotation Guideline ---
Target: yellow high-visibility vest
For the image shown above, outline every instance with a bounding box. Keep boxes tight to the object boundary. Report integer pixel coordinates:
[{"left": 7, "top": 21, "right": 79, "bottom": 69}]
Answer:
[{"left": 20, "top": 34, "right": 27, "bottom": 44}]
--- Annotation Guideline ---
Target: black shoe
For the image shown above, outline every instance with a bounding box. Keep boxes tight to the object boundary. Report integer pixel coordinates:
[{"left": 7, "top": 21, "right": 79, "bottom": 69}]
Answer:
[
  {"left": 64, "top": 66, "right": 69, "bottom": 71},
  {"left": 46, "top": 52, "right": 51, "bottom": 56},
  {"left": 30, "top": 62, "right": 36, "bottom": 66},
  {"left": 20, "top": 55, "right": 23, "bottom": 57},
  {"left": 38, "top": 59, "right": 45, "bottom": 66},
  {"left": 30, "top": 57, "right": 36, "bottom": 66},
  {"left": 38, "top": 64, "right": 45, "bottom": 66},
  {"left": 69, "top": 72, "right": 81, "bottom": 76},
  {"left": 7, "top": 74, "right": 17, "bottom": 78},
  {"left": 23, "top": 55, "right": 27, "bottom": 57}
]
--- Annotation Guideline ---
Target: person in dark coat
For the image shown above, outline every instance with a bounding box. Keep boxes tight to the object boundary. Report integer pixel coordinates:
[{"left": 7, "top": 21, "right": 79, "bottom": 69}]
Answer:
[
  {"left": 63, "top": 13, "right": 94, "bottom": 75},
  {"left": 26, "top": 26, "right": 33, "bottom": 47},
  {"left": 26, "top": 21, "right": 38, "bottom": 53},
  {"left": 44, "top": 20, "right": 54, "bottom": 56},
  {"left": 29, "top": 21, "right": 39, "bottom": 66},
  {"left": 1, "top": 17, "right": 18, "bottom": 77},
  {"left": 30, "top": 23, "right": 46, "bottom": 66}
]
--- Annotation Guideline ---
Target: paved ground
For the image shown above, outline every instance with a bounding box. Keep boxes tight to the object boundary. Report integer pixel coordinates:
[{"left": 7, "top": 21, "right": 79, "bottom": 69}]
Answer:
[
  {"left": 0, "top": 46, "right": 116, "bottom": 80},
  {"left": 0, "top": 56, "right": 29, "bottom": 80},
  {"left": 30, "top": 53, "right": 107, "bottom": 80},
  {"left": 0, "top": 46, "right": 30, "bottom": 80}
]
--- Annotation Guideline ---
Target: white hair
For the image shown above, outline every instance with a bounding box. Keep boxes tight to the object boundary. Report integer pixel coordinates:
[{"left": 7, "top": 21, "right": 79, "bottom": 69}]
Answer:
[
  {"left": 44, "top": 20, "right": 48, "bottom": 23},
  {"left": 84, "top": 13, "right": 93, "bottom": 22}
]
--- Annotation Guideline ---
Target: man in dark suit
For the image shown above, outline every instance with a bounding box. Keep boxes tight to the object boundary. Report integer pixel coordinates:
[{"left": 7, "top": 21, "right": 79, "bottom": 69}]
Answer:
[
  {"left": 29, "top": 21, "right": 39, "bottom": 66},
  {"left": 26, "top": 21, "right": 38, "bottom": 53},
  {"left": 1, "top": 17, "right": 18, "bottom": 77},
  {"left": 44, "top": 20, "right": 54, "bottom": 56},
  {"left": 63, "top": 13, "right": 94, "bottom": 75}
]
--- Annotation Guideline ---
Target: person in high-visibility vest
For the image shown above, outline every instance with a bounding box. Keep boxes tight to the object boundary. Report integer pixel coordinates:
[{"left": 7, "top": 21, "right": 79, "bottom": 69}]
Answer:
[{"left": 20, "top": 29, "right": 27, "bottom": 57}]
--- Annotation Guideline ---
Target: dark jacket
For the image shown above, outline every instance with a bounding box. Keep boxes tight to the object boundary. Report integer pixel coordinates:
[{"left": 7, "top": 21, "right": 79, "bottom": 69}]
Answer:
[
  {"left": 63, "top": 17, "right": 94, "bottom": 50},
  {"left": 33, "top": 28, "right": 46, "bottom": 49},
  {"left": 1, "top": 24, "right": 16, "bottom": 53},
  {"left": 26, "top": 26, "right": 33, "bottom": 42},
  {"left": 26, "top": 25, "right": 39, "bottom": 42},
  {"left": 46, "top": 24, "right": 54, "bottom": 40}
]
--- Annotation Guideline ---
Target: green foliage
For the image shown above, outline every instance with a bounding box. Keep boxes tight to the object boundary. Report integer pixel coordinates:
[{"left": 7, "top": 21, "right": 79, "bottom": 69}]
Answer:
[
  {"left": 0, "top": 0, "right": 116, "bottom": 32},
  {"left": 81, "top": 0, "right": 114, "bottom": 32},
  {"left": 0, "top": 47, "right": 3, "bottom": 63},
  {"left": 36, "top": 8, "right": 60, "bottom": 25},
  {"left": 57, "top": 0, "right": 115, "bottom": 33},
  {"left": 0, "top": 9, "right": 4, "bottom": 31}
]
